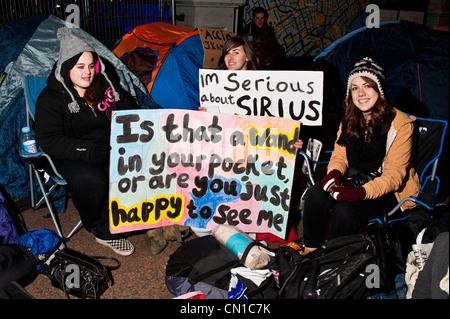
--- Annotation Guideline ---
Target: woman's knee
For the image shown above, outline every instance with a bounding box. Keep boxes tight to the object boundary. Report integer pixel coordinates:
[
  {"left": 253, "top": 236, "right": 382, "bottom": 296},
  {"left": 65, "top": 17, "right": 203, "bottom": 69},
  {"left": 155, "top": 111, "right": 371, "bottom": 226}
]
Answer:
[
  {"left": 328, "top": 203, "right": 360, "bottom": 238},
  {"left": 330, "top": 203, "right": 356, "bottom": 224},
  {"left": 64, "top": 164, "right": 108, "bottom": 190},
  {"left": 306, "top": 182, "right": 329, "bottom": 203}
]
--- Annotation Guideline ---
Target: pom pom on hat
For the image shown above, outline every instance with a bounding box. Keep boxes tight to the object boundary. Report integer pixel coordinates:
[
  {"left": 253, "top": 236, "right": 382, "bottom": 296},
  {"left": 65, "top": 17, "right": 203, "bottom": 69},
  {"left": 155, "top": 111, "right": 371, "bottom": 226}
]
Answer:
[{"left": 346, "top": 57, "right": 386, "bottom": 97}]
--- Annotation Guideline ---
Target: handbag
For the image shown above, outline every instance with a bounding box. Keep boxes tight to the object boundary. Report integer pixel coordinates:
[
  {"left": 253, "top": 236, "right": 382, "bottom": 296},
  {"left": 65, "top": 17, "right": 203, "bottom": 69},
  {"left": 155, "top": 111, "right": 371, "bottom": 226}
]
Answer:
[
  {"left": 44, "top": 247, "right": 120, "bottom": 299},
  {"left": 343, "top": 167, "right": 381, "bottom": 187}
]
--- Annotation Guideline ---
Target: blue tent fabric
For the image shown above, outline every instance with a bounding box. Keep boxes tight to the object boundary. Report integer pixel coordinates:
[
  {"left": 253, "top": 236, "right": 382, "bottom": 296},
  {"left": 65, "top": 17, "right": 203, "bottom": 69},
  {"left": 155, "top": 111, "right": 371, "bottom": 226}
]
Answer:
[
  {"left": 150, "top": 33, "right": 205, "bottom": 110},
  {"left": 315, "top": 21, "right": 449, "bottom": 123},
  {"left": 0, "top": 14, "right": 158, "bottom": 209},
  {"left": 0, "top": 14, "right": 46, "bottom": 75}
]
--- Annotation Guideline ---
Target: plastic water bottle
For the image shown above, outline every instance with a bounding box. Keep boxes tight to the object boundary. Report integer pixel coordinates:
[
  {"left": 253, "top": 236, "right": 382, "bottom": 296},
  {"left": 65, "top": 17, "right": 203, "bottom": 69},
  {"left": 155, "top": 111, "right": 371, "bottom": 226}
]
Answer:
[{"left": 21, "top": 127, "right": 38, "bottom": 154}]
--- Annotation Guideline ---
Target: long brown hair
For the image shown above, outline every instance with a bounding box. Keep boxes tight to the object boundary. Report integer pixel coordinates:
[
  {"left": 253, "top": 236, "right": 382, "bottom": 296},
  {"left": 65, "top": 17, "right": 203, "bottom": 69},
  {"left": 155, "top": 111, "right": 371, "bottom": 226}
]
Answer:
[
  {"left": 83, "top": 52, "right": 99, "bottom": 105},
  {"left": 342, "top": 76, "right": 395, "bottom": 143},
  {"left": 218, "top": 36, "right": 259, "bottom": 70}
]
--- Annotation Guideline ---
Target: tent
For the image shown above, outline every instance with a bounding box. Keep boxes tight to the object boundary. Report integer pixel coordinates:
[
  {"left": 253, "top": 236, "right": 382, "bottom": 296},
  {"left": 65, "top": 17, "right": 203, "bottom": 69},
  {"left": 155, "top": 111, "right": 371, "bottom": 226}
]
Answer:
[
  {"left": 315, "top": 21, "right": 449, "bottom": 122},
  {"left": 0, "top": 14, "right": 158, "bottom": 206},
  {"left": 150, "top": 30, "right": 204, "bottom": 110},
  {"left": 113, "top": 23, "right": 206, "bottom": 110},
  {"left": 113, "top": 22, "right": 193, "bottom": 94}
]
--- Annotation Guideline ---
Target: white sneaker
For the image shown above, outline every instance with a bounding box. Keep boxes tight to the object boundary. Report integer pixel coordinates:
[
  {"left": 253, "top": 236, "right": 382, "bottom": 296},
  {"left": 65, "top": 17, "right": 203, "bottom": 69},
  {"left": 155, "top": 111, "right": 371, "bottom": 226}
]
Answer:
[{"left": 95, "top": 237, "right": 135, "bottom": 256}]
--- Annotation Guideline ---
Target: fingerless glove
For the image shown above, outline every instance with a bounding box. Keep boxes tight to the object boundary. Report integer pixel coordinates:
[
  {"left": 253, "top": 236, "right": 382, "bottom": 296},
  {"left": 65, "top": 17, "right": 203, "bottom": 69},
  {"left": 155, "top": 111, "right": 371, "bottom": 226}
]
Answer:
[
  {"left": 330, "top": 185, "right": 366, "bottom": 202},
  {"left": 321, "top": 169, "right": 342, "bottom": 192}
]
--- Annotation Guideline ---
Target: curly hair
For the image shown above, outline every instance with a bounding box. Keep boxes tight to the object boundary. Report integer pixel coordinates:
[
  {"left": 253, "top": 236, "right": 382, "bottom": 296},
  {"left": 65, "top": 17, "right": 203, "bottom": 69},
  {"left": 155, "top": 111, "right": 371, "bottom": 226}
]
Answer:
[
  {"left": 342, "top": 76, "right": 395, "bottom": 143},
  {"left": 218, "top": 35, "right": 259, "bottom": 70}
]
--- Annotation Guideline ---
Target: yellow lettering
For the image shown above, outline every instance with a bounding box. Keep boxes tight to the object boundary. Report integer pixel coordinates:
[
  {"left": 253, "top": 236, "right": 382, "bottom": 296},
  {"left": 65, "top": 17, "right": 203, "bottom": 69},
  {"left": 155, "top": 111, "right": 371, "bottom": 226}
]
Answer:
[{"left": 109, "top": 194, "right": 185, "bottom": 229}]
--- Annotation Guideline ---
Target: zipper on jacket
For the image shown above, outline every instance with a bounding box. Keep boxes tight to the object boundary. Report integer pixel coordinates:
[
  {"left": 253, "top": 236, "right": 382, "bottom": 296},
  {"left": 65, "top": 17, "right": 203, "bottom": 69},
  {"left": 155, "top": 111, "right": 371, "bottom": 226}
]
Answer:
[{"left": 85, "top": 102, "right": 97, "bottom": 118}]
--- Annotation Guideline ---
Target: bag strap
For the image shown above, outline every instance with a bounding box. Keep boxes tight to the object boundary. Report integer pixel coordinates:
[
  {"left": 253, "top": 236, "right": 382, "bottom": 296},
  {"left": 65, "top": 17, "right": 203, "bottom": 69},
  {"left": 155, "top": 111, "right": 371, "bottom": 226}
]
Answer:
[
  {"left": 91, "top": 255, "right": 121, "bottom": 271},
  {"left": 301, "top": 259, "right": 319, "bottom": 298},
  {"left": 240, "top": 241, "right": 260, "bottom": 263},
  {"left": 188, "top": 259, "right": 241, "bottom": 285},
  {"left": 278, "top": 245, "right": 305, "bottom": 264},
  {"left": 245, "top": 274, "right": 275, "bottom": 299},
  {"left": 54, "top": 248, "right": 121, "bottom": 271}
]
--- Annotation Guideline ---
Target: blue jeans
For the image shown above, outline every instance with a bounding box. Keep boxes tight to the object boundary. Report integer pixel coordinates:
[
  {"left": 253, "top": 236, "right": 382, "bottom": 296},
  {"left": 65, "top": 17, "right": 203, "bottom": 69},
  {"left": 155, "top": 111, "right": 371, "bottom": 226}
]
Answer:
[{"left": 302, "top": 182, "right": 397, "bottom": 248}]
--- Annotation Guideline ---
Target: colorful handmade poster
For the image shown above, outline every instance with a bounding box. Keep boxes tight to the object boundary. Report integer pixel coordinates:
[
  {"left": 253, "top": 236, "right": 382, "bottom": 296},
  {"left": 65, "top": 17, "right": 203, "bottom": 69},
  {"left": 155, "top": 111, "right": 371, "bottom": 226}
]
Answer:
[{"left": 109, "top": 109, "right": 300, "bottom": 238}]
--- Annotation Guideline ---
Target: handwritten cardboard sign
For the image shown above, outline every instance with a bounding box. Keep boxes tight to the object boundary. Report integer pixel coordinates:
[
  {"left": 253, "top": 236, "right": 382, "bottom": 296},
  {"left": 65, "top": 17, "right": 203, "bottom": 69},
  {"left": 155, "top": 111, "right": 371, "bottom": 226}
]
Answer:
[
  {"left": 198, "top": 27, "right": 234, "bottom": 69},
  {"left": 109, "top": 109, "right": 300, "bottom": 238},
  {"left": 199, "top": 69, "right": 324, "bottom": 126}
]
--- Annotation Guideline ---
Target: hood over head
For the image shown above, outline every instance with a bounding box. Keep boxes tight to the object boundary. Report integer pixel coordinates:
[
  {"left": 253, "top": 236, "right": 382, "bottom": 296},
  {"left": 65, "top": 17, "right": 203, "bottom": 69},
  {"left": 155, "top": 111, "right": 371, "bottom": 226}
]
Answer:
[{"left": 55, "top": 27, "right": 120, "bottom": 113}]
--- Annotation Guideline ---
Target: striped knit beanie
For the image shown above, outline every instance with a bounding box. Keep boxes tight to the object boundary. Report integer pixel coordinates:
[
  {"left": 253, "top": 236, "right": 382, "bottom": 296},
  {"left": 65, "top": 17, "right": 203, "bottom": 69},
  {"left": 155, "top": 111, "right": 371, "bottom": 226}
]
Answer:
[{"left": 346, "top": 57, "right": 386, "bottom": 97}]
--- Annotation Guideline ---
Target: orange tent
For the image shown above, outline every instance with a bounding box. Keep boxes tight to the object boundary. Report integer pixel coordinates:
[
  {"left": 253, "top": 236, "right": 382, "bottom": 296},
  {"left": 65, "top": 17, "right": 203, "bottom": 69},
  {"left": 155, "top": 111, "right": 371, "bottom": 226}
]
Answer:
[{"left": 113, "top": 22, "right": 192, "bottom": 93}]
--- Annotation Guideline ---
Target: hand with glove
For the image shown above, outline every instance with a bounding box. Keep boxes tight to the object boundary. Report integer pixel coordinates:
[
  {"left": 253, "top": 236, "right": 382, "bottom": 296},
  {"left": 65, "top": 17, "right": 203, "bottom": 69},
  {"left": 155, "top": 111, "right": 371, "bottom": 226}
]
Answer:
[
  {"left": 330, "top": 185, "right": 366, "bottom": 202},
  {"left": 321, "top": 169, "right": 342, "bottom": 193},
  {"left": 93, "top": 144, "right": 111, "bottom": 164}
]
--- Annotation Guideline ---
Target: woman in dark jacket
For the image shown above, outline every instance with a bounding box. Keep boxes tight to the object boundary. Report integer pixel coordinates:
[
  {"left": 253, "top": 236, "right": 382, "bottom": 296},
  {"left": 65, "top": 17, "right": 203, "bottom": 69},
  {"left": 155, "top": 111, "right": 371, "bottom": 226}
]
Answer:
[{"left": 35, "top": 27, "right": 135, "bottom": 256}]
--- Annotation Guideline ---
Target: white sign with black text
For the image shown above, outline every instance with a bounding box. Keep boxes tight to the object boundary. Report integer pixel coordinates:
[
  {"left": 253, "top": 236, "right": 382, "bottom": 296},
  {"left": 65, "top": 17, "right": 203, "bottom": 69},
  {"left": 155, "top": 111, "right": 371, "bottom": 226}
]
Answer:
[{"left": 199, "top": 69, "right": 324, "bottom": 126}]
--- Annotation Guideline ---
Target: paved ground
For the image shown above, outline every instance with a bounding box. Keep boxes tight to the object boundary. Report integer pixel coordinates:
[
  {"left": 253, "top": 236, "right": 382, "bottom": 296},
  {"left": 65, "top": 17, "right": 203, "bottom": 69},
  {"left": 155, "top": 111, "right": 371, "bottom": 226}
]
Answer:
[{"left": 21, "top": 199, "right": 182, "bottom": 299}]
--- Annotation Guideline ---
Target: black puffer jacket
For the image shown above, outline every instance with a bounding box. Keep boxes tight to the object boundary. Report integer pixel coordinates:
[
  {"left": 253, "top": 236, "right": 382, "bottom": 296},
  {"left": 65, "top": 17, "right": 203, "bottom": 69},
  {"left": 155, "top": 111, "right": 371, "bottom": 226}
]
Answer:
[{"left": 35, "top": 63, "right": 133, "bottom": 163}]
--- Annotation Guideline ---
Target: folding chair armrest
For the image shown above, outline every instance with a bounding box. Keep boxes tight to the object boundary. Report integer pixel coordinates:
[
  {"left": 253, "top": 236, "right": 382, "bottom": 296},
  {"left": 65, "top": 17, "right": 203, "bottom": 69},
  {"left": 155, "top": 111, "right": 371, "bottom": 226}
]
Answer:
[
  {"left": 298, "top": 149, "right": 331, "bottom": 184},
  {"left": 367, "top": 196, "right": 419, "bottom": 227},
  {"left": 40, "top": 152, "right": 65, "bottom": 181},
  {"left": 385, "top": 196, "right": 435, "bottom": 217},
  {"left": 21, "top": 148, "right": 66, "bottom": 183},
  {"left": 20, "top": 149, "right": 43, "bottom": 159}
]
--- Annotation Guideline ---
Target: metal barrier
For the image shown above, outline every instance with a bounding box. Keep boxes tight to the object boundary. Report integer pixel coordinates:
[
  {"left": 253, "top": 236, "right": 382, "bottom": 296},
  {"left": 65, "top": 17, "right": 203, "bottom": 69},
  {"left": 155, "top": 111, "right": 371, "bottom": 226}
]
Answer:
[{"left": 0, "top": 0, "right": 172, "bottom": 49}]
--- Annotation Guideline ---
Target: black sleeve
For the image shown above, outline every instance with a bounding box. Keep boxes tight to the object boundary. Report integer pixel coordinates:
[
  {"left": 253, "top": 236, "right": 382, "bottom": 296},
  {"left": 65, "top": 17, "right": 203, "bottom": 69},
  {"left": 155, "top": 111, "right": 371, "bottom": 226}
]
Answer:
[{"left": 35, "top": 87, "right": 96, "bottom": 161}]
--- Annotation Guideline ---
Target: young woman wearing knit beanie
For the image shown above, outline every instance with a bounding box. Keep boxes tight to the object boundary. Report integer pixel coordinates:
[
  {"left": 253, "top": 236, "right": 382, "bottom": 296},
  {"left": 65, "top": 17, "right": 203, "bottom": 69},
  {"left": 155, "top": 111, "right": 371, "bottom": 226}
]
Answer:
[
  {"left": 35, "top": 27, "right": 136, "bottom": 256},
  {"left": 301, "top": 57, "right": 420, "bottom": 254}
]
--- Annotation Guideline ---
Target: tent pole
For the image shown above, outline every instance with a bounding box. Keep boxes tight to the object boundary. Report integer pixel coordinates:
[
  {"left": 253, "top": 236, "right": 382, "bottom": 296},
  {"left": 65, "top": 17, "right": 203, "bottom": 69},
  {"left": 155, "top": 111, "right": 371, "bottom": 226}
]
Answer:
[{"left": 171, "top": 0, "right": 176, "bottom": 25}]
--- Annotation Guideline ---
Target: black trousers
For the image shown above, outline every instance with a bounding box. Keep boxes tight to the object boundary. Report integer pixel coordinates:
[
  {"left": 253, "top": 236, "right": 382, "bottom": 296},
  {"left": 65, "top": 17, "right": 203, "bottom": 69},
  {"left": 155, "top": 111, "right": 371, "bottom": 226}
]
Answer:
[
  {"left": 52, "top": 159, "right": 123, "bottom": 240},
  {"left": 302, "top": 182, "right": 397, "bottom": 248}
]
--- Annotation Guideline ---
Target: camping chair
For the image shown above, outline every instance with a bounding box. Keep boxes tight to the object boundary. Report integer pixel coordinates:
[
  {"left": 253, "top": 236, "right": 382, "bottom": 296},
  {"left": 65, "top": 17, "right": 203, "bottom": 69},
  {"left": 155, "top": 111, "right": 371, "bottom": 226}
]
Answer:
[
  {"left": 299, "top": 115, "right": 448, "bottom": 226},
  {"left": 297, "top": 138, "right": 332, "bottom": 211},
  {"left": 20, "top": 76, "right": 82, "bottom": 240},
  {"left": 369, "top": 115, "right": 448, "bottom": 226}
]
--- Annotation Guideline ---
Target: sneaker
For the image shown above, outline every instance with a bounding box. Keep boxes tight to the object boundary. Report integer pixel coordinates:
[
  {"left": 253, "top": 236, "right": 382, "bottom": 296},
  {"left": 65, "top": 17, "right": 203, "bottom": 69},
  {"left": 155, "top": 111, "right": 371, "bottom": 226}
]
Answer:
[{"left": 95, "top": 237, "right": 135, "bottom": 256}]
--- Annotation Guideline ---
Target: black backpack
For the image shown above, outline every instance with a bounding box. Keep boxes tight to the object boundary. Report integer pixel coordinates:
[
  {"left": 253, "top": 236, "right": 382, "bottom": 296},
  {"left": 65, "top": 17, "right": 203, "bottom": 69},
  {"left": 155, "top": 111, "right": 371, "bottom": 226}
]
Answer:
[{"left": 277, "top": 233, "right": 377, "bottom": 299}]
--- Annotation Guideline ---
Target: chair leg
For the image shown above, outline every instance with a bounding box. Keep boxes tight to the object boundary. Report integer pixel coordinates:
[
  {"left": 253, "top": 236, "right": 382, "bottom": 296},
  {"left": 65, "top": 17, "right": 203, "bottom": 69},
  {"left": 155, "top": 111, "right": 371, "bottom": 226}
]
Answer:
[
  {"left": 28, "top": 164, "right": 35, "bottom": 208},
  {"left": 32, "top": 168, "right": 64, "bottom": 238},
  {"left": 65, "top": 220, "right": 83, "bottom": 240},
  {"left": 30, "top": 163, "right": 83, "bottom": 240},
  {"left": 34, "top": 182, "right": 58, "bottom": 210}
]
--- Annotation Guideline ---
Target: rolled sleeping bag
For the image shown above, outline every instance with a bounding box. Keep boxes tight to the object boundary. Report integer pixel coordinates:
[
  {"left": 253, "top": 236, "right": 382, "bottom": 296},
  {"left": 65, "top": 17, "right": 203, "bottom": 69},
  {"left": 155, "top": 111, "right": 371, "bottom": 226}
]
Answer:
[{"left": 213, "top": 225, "right": 270, "bottom": 270}]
